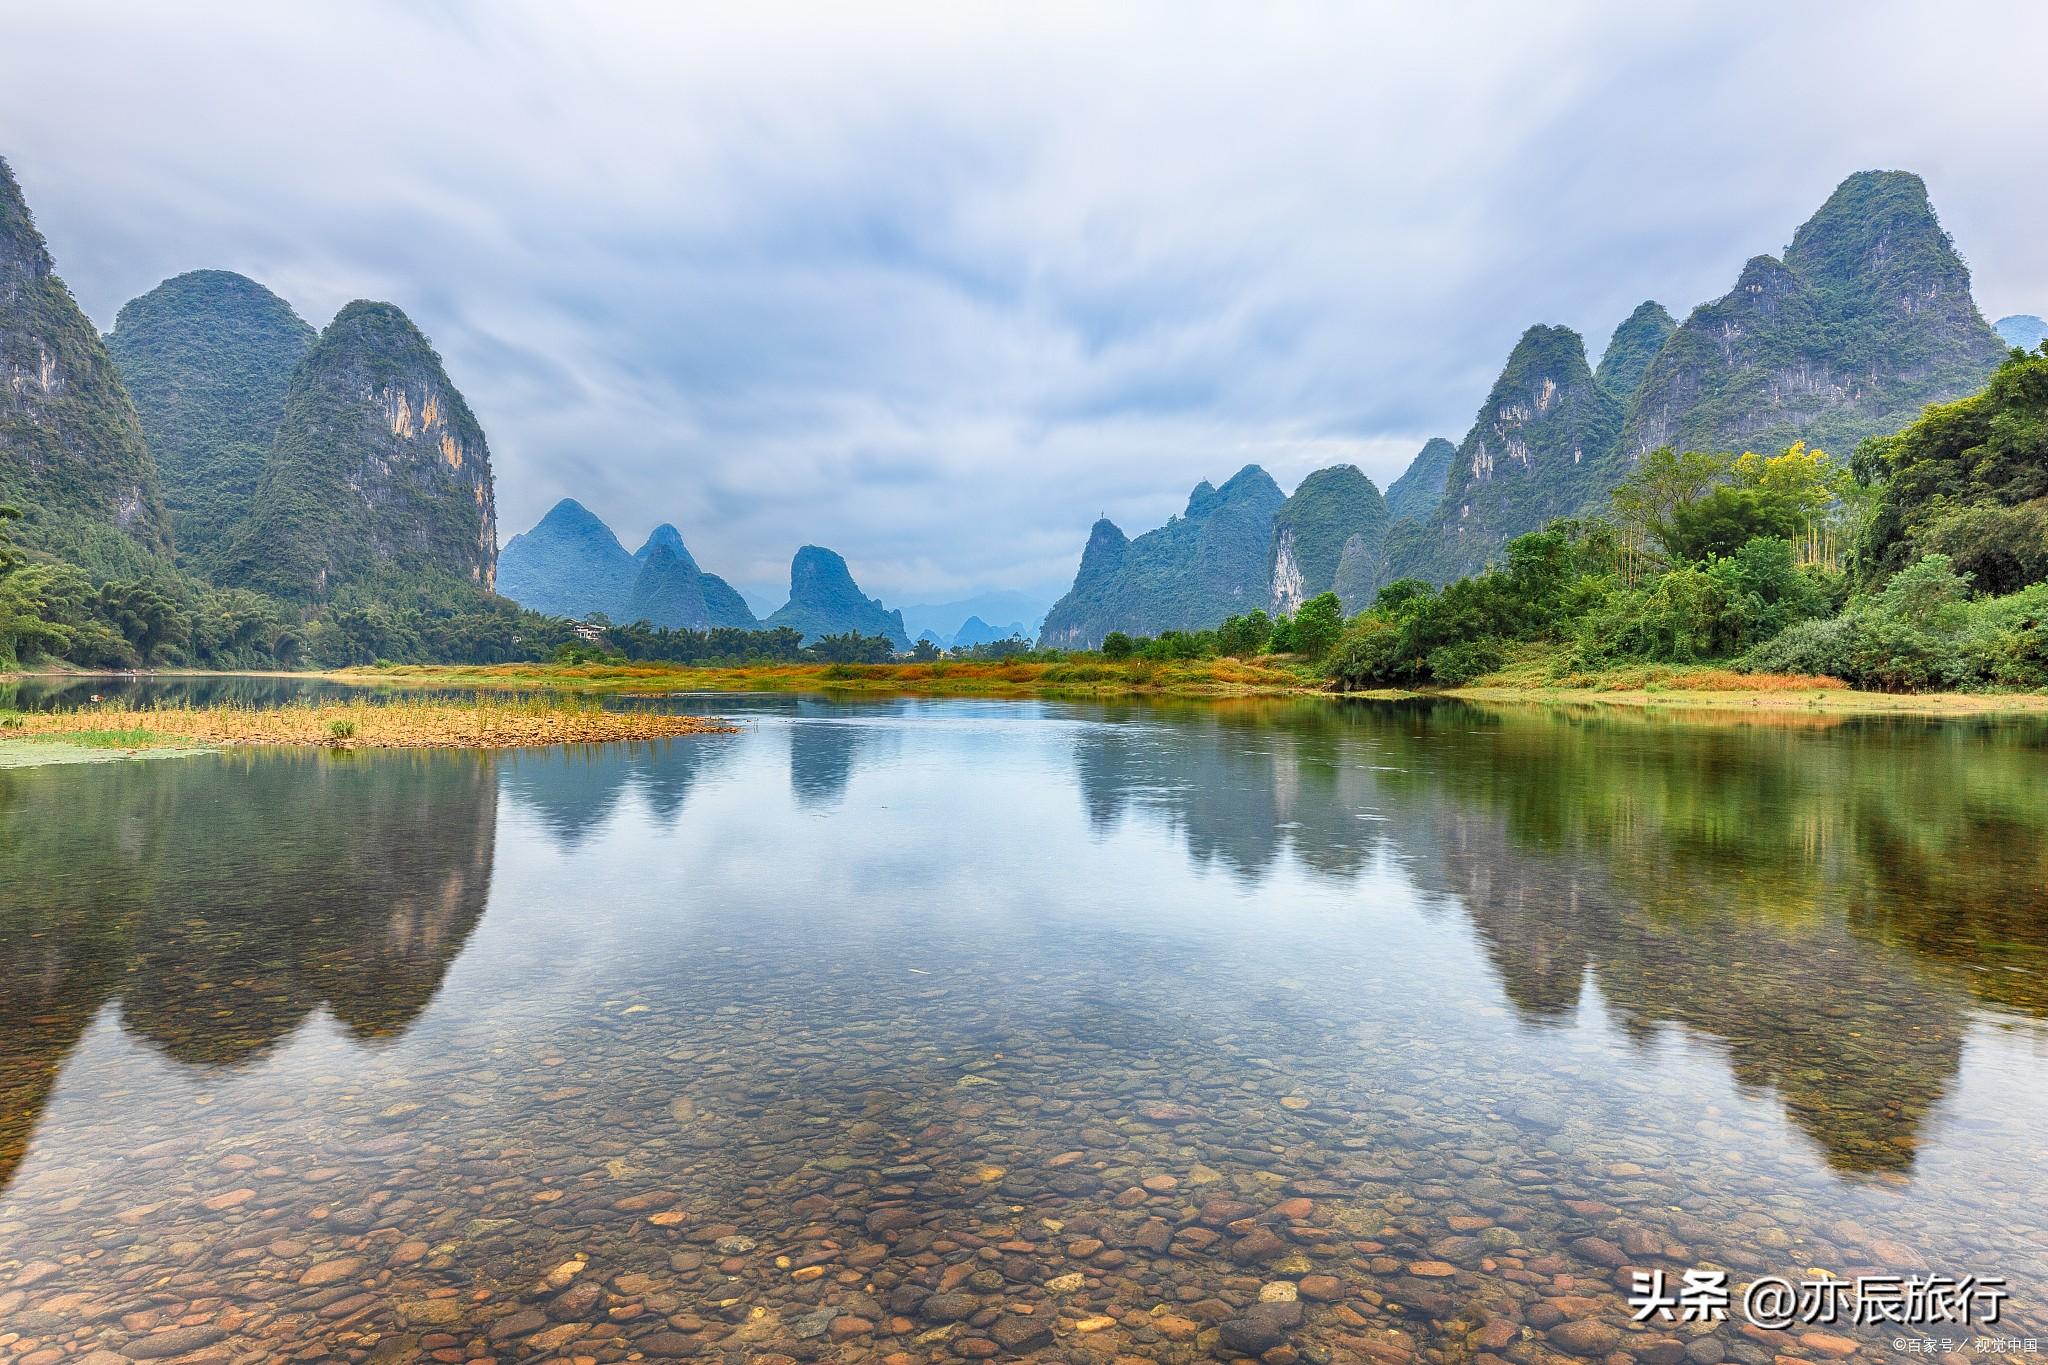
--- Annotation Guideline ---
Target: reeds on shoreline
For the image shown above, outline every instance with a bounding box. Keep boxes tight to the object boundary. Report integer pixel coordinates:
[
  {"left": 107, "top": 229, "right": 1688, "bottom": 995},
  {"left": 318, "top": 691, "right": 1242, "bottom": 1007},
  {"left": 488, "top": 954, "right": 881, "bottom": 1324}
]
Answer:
[{"left": 0, "top": 695, "right": 737, "bottom": 751}]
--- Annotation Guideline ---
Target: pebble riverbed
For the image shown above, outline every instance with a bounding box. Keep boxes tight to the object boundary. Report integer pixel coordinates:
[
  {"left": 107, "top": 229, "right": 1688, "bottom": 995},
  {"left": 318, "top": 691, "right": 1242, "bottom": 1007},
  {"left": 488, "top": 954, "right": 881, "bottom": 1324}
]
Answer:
[{"left": 1, "top": 697, "right": 2044, "bottom": 1365}]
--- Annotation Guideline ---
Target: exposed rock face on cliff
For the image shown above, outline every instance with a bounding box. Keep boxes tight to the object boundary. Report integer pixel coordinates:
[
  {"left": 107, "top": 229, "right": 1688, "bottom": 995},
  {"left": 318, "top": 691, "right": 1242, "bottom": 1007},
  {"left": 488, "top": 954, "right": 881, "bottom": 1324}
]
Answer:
[
  {"left": 228, "top": 301, "right": 497, "bottom": 600},
  {"left": 1594, "top": 300, "right": 1675, "bottom": 404},
  {"left": 1621, "top": 171, "right": 2005, "bottom": 461},
  {"left": 1266, "top": 464, "right": 1388, "bottom": 614},
  {"left": 1383, "top": 437, "right": 1457, "bottom": 526},
  {"left": 764, "top": 545, "right": 909, "bottom": 647},
  {"left": 1384, "top": 325, "right": 1622, "bottom": 585},
  {"left": 0, "top": 156, "right": 169, "bottom": 567},
  {"left": 1039, "top": 465, "right": 1284, "bottom": 647},
  {"left": 104, "top": 270, "right": 316, "bottom": 573}
]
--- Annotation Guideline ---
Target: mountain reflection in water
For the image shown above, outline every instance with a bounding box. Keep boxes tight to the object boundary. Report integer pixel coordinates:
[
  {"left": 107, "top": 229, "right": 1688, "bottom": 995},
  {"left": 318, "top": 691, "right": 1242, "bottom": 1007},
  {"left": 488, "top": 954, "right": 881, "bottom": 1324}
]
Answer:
[{"left": 1, "top": 696, "right": 2043, "bottom": 1360}]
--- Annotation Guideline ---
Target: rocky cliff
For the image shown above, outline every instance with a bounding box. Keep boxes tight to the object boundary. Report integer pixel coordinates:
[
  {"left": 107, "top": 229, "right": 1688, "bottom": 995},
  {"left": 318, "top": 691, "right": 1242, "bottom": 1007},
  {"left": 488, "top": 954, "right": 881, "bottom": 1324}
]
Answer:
[
  {"left": 1386, "top": 325, "right": 1622, "bottom": 584},
  {"left": 1621, "top": 171, "right": 2005, "bottom": 460},
  {"left": 228, "top": 301, "right": 497, "bottom": 599},
  {"left": 0, "top": 156, "right": 169, "bottom": 568},
  {"left": 104, "top": 270, "right": 317, "bottom": 574},
  {"left": 1266, "top": 464, "right": 1388, "bottom": 613}
]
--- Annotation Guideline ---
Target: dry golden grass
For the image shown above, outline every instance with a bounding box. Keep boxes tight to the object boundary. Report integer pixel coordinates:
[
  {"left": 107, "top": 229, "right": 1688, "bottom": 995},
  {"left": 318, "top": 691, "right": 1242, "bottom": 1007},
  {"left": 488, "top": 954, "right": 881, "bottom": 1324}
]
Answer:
[{"left": 3, "top": 697, "right": 736, "bottom": 751}]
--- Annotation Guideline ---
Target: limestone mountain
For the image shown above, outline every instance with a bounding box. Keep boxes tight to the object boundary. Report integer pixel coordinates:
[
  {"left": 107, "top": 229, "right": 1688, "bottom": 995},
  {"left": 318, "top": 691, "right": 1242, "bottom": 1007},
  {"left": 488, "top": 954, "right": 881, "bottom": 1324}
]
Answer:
[
  {"left": 498, "top": 500, "right": 757, "bottom": 628},
  {"left": 635, "top": 523, "right": 694, "bottom": 567},
  {"left": 623, "top": 529, "right": 758, "bottom": 631},
  {"left": 1622, "top": 171, "right": 2005, "bottom": 460},
  {"left": 0, "top": 156, "right": 169, "bottom": 568},
  {"left": 1383, "top": 437, "right": 1457, "bottom": 525},
  {"left": 764, "top": 545, "right": 909, "bottom": 648},
  {"left": 1039, "top": 465, "right": 1285, "bottom": 647},
  {"left": 1996, "top": 315, "right": 2047, "bottom": 351},
  {"left": 694, "top": 571, "right": 760, "bottom": 630},
  {"left": 226, "top": 301, "right": 497, "bottom": 600},
  {"left": 625, "top": 544, "right": 712, "bottom": 630},
  {"left": 496, "top": 497, "right": 639, "bottom": 618},
  {"left": 1385, "top": 325, "right": 1623, "bottom": 585},
  {"left": 104, "top": 270, "right": 317, "bottom": 574},
  {"left": 1594, "top": 300, "right": 1675, "bottom": 403},
  {"left": 1267, "top": 464, "right": 1388, "bottom": 613}
]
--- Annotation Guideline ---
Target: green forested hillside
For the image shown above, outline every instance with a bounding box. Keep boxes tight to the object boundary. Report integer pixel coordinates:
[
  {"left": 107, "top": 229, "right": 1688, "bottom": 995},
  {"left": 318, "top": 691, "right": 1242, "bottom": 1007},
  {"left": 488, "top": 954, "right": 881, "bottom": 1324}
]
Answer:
[
  {"left": 764, "top": 545, "right": 910, "bottom": 647},
  {"left": 1382, "top": 437, "right": 1457, "bottom": 525},
  {"left": 1267, "top": 464, "right": 1388, "bottom": 613},
  {"left": 104, "top": 270, "right": 316, "bottom": 575},
  {"left": 0, "top": 157, "right": 169, "bottom": 572},
  {"left": 1861, "top": 346, "right": 2048, "bottom": 591},
  {"left": 1386, "top": 325, "right": 1623, "bottom": 586},
  {"left": 1621, "top": 172, "right": 2005, "bottom": 461},
  {"left": 1039, "top": 465, "right": 1285, "bottom": 647},
  {"left": 225, "top": 301, "right": 498, "bottom": 601},
  {"left": 1594, "top": 301, "right": 1674, "bottom": 403},
  {"left": 1317, "top": 346, "right": 2048, "bottom": 694}
]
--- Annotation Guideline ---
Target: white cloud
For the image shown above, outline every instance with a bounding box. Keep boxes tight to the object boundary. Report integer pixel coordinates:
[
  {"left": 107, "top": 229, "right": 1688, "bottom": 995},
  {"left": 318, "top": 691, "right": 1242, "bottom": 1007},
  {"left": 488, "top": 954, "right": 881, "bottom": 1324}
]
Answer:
[{"left": 6, "top": 0, "right": 2047, "bottom": 606}]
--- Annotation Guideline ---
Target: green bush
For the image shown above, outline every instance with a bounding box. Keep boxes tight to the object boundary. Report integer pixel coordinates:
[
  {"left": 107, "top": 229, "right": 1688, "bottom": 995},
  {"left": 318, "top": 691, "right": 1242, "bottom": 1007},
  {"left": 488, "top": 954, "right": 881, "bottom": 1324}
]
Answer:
[{"left": 1424, "top": 638, "right": 1506, "bottom": 685}]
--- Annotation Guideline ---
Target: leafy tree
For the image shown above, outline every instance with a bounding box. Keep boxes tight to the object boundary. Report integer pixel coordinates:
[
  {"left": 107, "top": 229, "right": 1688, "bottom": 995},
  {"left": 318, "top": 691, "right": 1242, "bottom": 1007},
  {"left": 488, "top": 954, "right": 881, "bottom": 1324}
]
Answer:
[
  {"left": 807, "top": 631, "right": 896, "bottom": 663},
  {"left": 1862, "top": 345, "right": 2048, "bottom": 587},
  {"left": 1290, "top": 592, "right": 1344, "bottom": 658},
  {"left": 0, "top": 504, "right": 23, "bottom": 577},
  {"left": 93, "top": 580, "right": 187, "bottom": 665},
  {"left": 910, "top": 638, "right": 941, "bottom": 662},
  {"left": 1216, "top": 610, "right": 1272, "bottom": 658},
  {"left": 1100, "top": 631, "right": 1134, "bottom": 660}
]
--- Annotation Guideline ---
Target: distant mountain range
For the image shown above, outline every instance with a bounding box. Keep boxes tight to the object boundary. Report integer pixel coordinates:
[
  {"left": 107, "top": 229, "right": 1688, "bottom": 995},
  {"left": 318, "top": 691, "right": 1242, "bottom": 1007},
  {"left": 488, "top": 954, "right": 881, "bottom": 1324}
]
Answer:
[
  {"left": 497, "top": 499, "right": 756, "bottom": 630},
  {"left": 898, "top": 590, "right": 1047, "bottom": 646},
  {"left": 1997, "top": 315, "right": 2047, "bottom": 351},
  {"left": 1040, "top": 169, "right": 2015, "bottom": 641},
  {"left": 0, "top": 151, "right": 2025, "bottom": 657}
]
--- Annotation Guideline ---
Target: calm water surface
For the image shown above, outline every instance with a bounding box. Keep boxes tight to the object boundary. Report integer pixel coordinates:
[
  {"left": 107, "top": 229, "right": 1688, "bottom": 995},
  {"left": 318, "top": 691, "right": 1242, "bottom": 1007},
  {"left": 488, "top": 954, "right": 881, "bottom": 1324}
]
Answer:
[{"left": 2, "top": 696, "right": 2045, "bottom": 1364}]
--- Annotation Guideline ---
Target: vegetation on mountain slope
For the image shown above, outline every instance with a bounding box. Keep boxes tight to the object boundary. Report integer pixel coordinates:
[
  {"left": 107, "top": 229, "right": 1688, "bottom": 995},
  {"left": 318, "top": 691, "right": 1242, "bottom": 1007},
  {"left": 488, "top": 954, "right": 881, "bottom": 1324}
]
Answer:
[
  {"left": 764, "top": 545, "right": 910, "bottom": 648},
  {"left": 1382, "top": 437, "right": 1457, "bottom": 525},
  {"left": 1040, "top": 465, "right": 1285, "bottom": 647},
  {"left": 0, "top": 157, "right": 169, "bottom": 572},
  {"left": 1267, "top": 464, "right": 1388, "bottom": 614},
  {"left": 226, "top": 300, "right": 498, "bottom": 602},
  {"left": 104, "top": 270, "right": 315, "bottom": 574}
]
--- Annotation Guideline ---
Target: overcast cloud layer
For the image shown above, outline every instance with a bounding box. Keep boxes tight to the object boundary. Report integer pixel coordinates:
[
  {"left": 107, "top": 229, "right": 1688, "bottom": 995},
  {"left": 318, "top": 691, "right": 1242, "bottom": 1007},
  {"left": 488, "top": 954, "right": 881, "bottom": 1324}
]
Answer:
[{"left": 6, "top": 2, "right": 2046, "bottom": 610}]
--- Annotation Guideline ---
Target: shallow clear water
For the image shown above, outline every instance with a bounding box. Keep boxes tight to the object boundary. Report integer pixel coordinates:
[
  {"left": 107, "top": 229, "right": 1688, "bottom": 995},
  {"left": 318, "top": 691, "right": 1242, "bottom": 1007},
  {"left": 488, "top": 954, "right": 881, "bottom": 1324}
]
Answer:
[{"left": 2, "top": 695, "right": 2045, "bottom": 1363}]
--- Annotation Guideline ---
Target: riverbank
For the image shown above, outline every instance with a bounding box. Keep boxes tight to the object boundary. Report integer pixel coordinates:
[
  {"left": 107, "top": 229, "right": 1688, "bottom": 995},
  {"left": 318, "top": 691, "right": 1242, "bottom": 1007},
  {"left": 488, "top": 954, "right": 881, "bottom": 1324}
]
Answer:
[
  {"left": 0, "top": 696, "right": 737, "bottom": 753},
  {"left": 331, "top": 657, "right": 1329, "bottom": 698},
  {"left": 1444, "top": 659, "right": 2048, "bottom": 717},
  {"left": 13, "top": 659, "right": 2046, "bottom": 718}
]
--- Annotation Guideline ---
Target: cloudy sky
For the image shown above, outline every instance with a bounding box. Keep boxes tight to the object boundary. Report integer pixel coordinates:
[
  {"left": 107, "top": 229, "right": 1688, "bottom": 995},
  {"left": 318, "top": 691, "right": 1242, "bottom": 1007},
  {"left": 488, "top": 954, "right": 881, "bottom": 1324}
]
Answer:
[{"left": 6, "top": 2, "right": 2046, "bottom": 612}]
